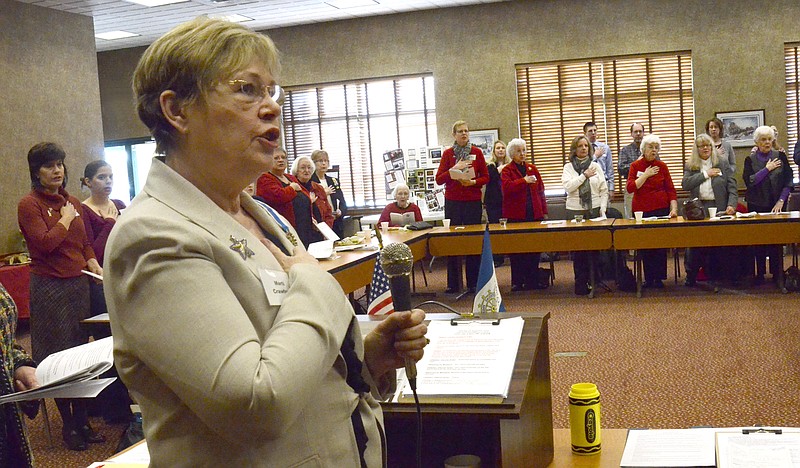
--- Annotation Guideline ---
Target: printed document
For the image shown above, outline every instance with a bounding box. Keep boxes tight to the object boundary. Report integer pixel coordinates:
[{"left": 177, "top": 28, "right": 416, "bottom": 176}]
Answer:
[
  {"left": 0, "top": 337, "right": 115, "bottom": 403},
  {"left": 390, "top": 212, "right": 416, "bottom": 226},
  {"left": 620, "top": 428, "right": 717, "bottom": 467},
  {"left": 401, "top": 316, "right": 524, "bottom": 402}
]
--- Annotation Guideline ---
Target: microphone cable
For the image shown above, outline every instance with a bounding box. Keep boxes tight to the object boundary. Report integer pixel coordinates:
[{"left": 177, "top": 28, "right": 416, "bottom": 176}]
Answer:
[{"left": 402, "top": 300, "right": 463, "bottom": 468}]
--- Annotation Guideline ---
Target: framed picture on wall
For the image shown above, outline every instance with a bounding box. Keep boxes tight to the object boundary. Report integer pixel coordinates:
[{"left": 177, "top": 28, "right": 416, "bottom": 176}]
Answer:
[
  {"left": 470, "top": 129, "right": 499, "bottom": 156},
  {"left": 715, "top": 110, "right": 765, "bottom": 147}
]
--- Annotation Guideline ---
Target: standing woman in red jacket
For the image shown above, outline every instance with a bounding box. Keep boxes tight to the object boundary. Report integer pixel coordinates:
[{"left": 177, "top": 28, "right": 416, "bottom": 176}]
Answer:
[
  {"left": 256, "top": 147, "right": 303, "bottom": 224},
  {"left": 435, "top": 120, "right": 489, "bottom": 294},
  {"left": 17, "top": 142, "right": 105, "bottom": 451},
  {"left": 501, "top": 138, "right": 547, "bottom": 291},
  {"left": 626, "top": 134, "right": 678, "bottom": 288}
]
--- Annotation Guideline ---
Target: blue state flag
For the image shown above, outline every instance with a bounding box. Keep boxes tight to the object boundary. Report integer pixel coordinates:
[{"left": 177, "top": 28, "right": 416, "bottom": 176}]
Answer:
[{"left": 473, "top": 224, "right": 505, "bottom": 315}]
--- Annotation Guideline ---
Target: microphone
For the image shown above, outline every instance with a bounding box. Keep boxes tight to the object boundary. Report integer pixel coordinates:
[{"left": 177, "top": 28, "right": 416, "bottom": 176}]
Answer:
[{"left": 379, "top": 242, "right": 417, "bottom": 387}]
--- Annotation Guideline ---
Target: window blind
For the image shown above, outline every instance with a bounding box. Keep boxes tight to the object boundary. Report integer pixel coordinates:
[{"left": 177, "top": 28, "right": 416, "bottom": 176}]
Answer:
[
  {"left": 516, "top": 51, "right": 695, "bottom": 195},
  {"left": 786, "top": 43, "right": 799, "bottom": 183},
  {"left": 282, "top": 74, "right": 436, "bottom": 208}
]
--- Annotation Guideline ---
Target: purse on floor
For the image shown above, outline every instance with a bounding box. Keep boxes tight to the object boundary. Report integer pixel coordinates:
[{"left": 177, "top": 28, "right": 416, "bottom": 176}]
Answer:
[{"left": 683, "top": 198, "right": 705, "bottom": 220}]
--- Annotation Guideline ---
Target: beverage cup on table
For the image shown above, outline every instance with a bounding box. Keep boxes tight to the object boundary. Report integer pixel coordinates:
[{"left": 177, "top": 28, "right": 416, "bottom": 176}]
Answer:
[
  {"left": 499, "top": 218, "right": 508, "bottom": 228},
  {"left": 360, "top": 229, "right": 372, "bottom": 245},
  {"left": 380, "top": 221, "right": 389, "bottom": 231},
  {"left": 707, "top": 207, "right": 717, "bottom": 218},
  {"left": 442, "top": 218, "right": 451, "bottom": 229},
  {"left": 634, "top": 211, "right": 644, "bottom": 223},
  {"left": 574, "top": 214, "right": 584, "bottom": 223}
]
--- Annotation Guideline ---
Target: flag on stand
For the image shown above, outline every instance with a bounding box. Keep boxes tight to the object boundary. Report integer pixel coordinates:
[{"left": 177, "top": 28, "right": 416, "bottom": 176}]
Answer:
[
  {"left": 368, "top": 252, "right": 394, "bottom": 315},
  {"left": 473, "top": 224, "right": 505, "bottom": 315}
]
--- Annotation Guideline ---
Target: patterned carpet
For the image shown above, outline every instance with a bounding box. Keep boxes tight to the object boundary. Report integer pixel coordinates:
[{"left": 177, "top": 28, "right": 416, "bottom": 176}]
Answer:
[{"left": 17, "top": 251, "right": 800, "bottom": 466}]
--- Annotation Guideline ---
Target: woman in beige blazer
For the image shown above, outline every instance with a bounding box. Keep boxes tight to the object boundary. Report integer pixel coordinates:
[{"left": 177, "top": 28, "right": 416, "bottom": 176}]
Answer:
[{"left": 104, "top": 18, "right": 427, "bottom": 467}]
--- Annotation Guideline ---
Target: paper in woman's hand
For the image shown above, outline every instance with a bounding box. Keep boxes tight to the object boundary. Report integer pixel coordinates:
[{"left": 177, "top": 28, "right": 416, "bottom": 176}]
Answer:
[{"left": 0, "top": 337, "right": 115, "bottom": 403}]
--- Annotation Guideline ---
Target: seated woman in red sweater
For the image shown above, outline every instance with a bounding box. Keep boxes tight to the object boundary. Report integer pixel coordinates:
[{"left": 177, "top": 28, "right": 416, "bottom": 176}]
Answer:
[
  {"left": 378, "top": 184, "right": 422, "bottom": 227},
  {"left": 626, "top": 134, "right": 678, "bottom": 288}
]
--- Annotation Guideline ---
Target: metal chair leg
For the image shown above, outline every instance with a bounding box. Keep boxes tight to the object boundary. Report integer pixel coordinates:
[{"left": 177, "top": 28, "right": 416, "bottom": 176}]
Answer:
[{"left": 40, "top": 399, "right": 54, "bottom": 447}]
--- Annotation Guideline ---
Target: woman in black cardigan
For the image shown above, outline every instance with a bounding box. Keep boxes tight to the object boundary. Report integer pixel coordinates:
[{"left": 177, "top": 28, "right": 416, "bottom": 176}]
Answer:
[
  {"left": 742, "top": 125, "right": 793, "bottom": 282},
  {"left": 311, "top": 149, "right": 348, "bottom": 238}
]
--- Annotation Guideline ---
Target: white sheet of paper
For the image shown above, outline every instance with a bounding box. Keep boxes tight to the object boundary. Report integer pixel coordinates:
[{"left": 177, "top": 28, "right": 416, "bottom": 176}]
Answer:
[
  {"left": 307, "top": 240, "right": 334, "bottom": 259},
  {"left": 81, "top": 269, "right": 103, "bottom": 281},
  {"left": 404, "top": 316, "right": 524, "bottom": 398},
  {"left": 315, "top": 221, "right": 340, "bottom": 241},
  {"left": 619, "top": 428, "right": 717, "bottom": 467},
  {"left": 716, "top": 431, "right": 800, "bottom": 468}
]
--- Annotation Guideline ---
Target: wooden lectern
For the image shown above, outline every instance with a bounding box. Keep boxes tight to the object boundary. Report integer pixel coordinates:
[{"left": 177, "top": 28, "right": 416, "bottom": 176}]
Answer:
[{"left": 381, "top": 312, "right": 554, "bottom": 467}]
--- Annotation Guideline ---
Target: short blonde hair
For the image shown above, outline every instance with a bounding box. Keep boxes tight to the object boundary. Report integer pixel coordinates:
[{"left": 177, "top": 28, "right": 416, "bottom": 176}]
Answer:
[
  {"left": 452, "top": 120, "right": 468, "bottom": 134},
  {"left": 310, "top": 149, "right": 329, "bottom": 162},
  {"left": 133, "top": 17, "right": 280, "bottom": 154}
]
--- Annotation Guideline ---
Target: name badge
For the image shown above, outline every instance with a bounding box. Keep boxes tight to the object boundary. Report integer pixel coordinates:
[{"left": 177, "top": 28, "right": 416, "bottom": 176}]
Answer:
[{"left": 260, "top": 268, "right": 289, "bottom": 305}]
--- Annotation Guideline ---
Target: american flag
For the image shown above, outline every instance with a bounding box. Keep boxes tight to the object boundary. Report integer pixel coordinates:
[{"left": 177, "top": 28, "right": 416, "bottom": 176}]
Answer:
[{"left": 367, "top": 252, "right": 394, "bottom": 315}]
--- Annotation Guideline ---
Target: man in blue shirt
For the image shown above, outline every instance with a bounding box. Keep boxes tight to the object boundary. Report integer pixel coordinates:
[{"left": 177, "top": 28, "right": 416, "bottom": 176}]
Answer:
[
  {"left": 618, "top": 123, "right": 645, "bottom": 219},
  {"left": 584, "top": 122, "right": 614, "bottom": 196}
]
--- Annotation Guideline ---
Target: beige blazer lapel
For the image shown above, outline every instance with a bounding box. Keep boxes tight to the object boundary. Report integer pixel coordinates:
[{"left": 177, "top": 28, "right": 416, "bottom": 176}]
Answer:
[{"left": 141, "top": 158, "right": 295, "bottom": 279}]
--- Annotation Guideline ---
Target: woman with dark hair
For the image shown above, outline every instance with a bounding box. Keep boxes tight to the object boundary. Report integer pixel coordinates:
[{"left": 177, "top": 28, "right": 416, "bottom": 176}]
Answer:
[
  {"left": 561, "top": 135, "right": 609, "bottom": 295},
  {"left": 17, "top": 142, "right": 105, "bottom": 451},
  {"left": 80, "top": 160, "right": 133, "bottom": 424},
  {"left": 81, "top": 160, "right": 126, "bottom": 315},
  {"left": 485, "top": 140, "right": 508, "bottom": 266},
  {"left": 311, "top": 149, "right": 348, "bottom": 238},
  {"left": 705, "top": 117, "right": 737, "bottom": 173}
]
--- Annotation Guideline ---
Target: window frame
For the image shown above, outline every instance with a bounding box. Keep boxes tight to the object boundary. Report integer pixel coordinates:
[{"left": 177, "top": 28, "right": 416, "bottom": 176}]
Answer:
[
  {"left": 281, "top": 73, "right": 437, "bottom": 209},
  {"left": 515, "top": 51, "right": 696, "bottom": 197}
]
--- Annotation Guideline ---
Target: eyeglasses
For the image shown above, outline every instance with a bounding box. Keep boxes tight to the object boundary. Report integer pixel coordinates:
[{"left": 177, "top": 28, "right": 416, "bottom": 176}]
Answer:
[
  {"left": 698, "top": 144, "right": 712, "bottom": 149},
  {"left": 226, "top": 79, "right": 284, "bottom": 106}
]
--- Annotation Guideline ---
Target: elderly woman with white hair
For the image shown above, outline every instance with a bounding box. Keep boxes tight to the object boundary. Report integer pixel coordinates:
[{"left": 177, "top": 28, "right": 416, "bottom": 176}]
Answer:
[
  {"left": 743, "top": 125, "right": 793, "bottom": 282},
  {"left": 378, "top": 183, "right": 422, "bottom": 226},
  {"left": 292, "top": 155, "right": 334, "bottom": 247},
  {"left": 501, "top": 138, "right": 547, "bottom": 291},
  {"left": 626, "top": 134, "right": 678, "bottom": 288},
  {"left": 561, "top": 135, "right": 608, "bottom": 295},
  {"left": 681, "top": 133, "right": 738, "bottom": 286}
]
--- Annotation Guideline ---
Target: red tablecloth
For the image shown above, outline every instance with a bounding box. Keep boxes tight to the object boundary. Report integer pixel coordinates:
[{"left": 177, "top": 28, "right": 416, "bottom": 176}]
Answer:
[{"left": 0, "top": 264, "right": 30, "bottom": 320}]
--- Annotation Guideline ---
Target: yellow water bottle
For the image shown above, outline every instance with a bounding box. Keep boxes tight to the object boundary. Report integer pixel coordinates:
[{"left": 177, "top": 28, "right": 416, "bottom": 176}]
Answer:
[{"left": 569, "top": 382, "right": 601, "bottom": 455}]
